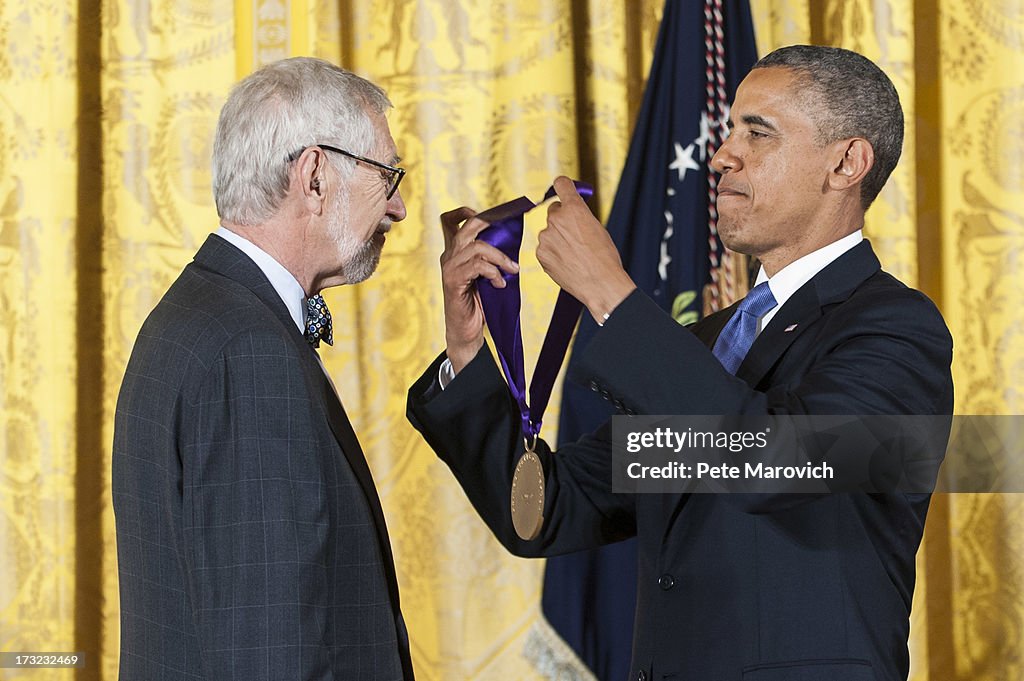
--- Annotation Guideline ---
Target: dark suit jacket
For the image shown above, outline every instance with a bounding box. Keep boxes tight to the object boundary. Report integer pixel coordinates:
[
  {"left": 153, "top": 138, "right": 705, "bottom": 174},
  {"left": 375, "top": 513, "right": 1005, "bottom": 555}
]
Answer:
[
  {"left": 407, "top": 241, "right": 953, "bottom": 681},
  {"left": 113, "top": 234, "right": 413, "bottom": 680}
]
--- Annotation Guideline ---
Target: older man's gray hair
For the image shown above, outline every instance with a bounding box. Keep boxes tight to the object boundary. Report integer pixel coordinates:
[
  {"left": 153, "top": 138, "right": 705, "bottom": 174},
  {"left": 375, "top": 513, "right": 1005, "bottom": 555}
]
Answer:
[{"left": 212, "top": 57, "right": 391, "bottom": 226}]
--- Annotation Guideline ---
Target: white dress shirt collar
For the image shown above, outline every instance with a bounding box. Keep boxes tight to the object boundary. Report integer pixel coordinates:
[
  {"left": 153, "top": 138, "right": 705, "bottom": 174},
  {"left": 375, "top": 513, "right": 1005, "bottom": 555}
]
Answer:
[
  {"left": 755, "top": 229, "right": 864, "bottom": 331},
  {"left": 214, "top": 226, "right": 307, "bottom": 333}
]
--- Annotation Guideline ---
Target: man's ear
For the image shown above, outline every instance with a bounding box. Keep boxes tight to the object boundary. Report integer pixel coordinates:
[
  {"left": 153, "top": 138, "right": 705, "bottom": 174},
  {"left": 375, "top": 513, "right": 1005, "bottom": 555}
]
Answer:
[
  {"left": 828, "top": 138, "right": 873, "bottom": 192},
  {"left": 296, "top": 147, "right": 328, "bottom": 211}
]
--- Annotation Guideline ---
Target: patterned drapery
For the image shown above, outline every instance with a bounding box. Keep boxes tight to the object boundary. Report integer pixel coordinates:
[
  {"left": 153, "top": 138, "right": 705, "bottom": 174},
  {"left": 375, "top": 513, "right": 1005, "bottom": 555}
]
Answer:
[{"left": 0, "top": 2, "right": 1019, "bottom": 679}]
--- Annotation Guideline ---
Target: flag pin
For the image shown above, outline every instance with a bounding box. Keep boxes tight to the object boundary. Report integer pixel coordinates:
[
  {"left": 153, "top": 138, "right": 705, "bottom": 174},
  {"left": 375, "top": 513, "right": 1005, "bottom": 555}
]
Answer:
[{"left": 784, "top": 324, "right": 799, "bottom": 333}]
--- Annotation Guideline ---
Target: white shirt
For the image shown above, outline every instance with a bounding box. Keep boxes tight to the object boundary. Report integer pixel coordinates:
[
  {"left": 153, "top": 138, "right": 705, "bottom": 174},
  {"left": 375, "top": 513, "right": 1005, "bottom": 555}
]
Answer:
[
  {"left": 756, "top": 229, "right": 863, "bottom": 333},
  {"left": 438, "top": 230, "right": 864, "bottom": 389},
  {"left": 215, "top": 226, "right": 308, "bottom": 333}
]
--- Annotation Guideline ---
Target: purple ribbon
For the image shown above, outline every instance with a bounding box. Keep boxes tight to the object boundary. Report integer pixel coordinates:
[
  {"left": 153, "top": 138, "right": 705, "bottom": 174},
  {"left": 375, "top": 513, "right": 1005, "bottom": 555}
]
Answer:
[{"left": 475, "top": 181, "right": 594, "bottom": 439}]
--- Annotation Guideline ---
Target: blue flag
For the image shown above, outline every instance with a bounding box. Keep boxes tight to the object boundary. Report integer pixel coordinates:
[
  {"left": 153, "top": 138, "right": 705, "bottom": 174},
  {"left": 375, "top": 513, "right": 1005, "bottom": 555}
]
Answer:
[{"left": 543, "top": 2, "right": 758, "bottom": 679}]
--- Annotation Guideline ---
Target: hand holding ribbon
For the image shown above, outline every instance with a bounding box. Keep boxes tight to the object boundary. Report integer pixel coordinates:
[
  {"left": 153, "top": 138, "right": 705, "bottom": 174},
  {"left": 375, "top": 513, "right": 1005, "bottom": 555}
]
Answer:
[
  {"left": 473, "top": 181, "right": 593, "bottom": 442},
  {"left": 439, "top": 207, "right": 520, "bottom": 374},
  {"left": 467, "top": 180, "right": 595, "bottom": 540},
  {"left": 437, "top": 181, "right": 608, "bottom": 539},
  {"left": 540, "top": 176, "right": 637, "bottom": 324}
]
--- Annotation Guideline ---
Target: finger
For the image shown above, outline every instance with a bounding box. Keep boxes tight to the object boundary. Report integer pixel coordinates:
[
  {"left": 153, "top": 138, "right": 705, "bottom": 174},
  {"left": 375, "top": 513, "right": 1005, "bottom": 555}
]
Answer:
[
  {"left": 546, "top": 199, "right": 563, "bottom": 223},
  {"left": 443, "top": 255, "right": 508, "bottom": 291},
  {"left": 474, "top": 260, "right": 508, "bottom": 289},
  {"left": 440, "top": 206, "right": 477, "bottom": 243},
  {"left": 453, "top": 215, "right": 495, "bottom": 245},
  {"left": 552, "top": 175, "right": 582, "bottom": 205},
  {"left": 536, "top": 227, "right": 559, "bottom": 263},
  {"left": 474, "top": 241, "right": 519, "bottom": 274},
  {"left": 441, "top": 206, "right": 477, "bottom": 228},
  {"left": 449, "top": 241, "right": 519, "bottom": 275},
  {"left": 537, "top": 225, "right": 553, "bottom": 248}
]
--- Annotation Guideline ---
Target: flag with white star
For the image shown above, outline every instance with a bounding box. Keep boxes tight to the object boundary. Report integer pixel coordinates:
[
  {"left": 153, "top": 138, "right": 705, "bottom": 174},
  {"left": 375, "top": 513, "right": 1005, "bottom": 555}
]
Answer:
[{"left": 542, "top": 2, "right": 758, "bottom": 680}]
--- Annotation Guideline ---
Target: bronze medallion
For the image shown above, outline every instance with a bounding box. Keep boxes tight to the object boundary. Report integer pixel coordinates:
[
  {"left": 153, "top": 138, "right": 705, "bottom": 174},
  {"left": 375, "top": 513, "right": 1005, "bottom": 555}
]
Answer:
[{"left": 511, "top": 448, "right": 545, "bottom": 540}]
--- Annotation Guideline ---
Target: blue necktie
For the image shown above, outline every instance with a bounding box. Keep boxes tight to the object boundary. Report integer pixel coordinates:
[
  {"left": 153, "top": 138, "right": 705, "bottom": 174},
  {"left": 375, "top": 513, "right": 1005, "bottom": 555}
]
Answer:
[
  {"left": 712, "top": 282, "right": 777, "bottom": 374},
  {"left": 305, "top": 294, "right": 333, "bottom": 348}
]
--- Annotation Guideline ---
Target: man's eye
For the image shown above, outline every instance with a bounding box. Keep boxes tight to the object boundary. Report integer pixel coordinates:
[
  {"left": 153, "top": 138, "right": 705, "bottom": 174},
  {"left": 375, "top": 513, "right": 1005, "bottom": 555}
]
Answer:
[{"left": 750, "top": 130, "right": 769, "bottom": 139}]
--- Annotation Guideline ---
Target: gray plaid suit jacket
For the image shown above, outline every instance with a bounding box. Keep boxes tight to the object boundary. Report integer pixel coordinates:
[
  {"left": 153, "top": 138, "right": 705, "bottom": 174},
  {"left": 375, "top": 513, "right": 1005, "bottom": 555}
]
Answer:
[{"left": 113, "top": 234, "right": 413, "bottom": 680}]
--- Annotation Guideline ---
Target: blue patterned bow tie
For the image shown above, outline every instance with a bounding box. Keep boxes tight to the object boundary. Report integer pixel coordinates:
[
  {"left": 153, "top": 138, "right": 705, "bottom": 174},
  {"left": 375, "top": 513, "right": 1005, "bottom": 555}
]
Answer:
[
  {"left": 711, "top": 281, "right": 777, "bottom": 374},
  {"left": 305, "top": 293, "right": 333, "bottom": 348}
]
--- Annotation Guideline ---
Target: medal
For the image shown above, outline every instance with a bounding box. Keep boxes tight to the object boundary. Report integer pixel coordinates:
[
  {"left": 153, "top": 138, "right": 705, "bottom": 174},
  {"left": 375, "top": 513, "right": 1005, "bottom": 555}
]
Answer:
[
  {"left": 476, "top": 181, "right": 594, "bottom": 541},
  {"left": 511, "top": 438, "right": 545, "bottom": 540}
]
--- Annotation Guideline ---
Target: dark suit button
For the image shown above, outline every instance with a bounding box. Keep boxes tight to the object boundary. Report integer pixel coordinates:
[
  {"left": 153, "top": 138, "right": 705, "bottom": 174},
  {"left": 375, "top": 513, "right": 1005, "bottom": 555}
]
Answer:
[
  {"left": 637, "top": 672, "right": 647, "bottom": 681},
  {"left": 589, "top": 381, "right": 599, "bottom": 392},
  {"left": 659, "top": 574, "right": 675, "bottom": 590},
  {"left": 599, "top": 389, "right": 611, "bottom": 400}
]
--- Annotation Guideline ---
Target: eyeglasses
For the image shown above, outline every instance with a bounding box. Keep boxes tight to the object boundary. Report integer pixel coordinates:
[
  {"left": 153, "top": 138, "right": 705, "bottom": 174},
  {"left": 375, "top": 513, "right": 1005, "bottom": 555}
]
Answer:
[{"left": 290, "top": 144, "right": 405, "bottom": 199}]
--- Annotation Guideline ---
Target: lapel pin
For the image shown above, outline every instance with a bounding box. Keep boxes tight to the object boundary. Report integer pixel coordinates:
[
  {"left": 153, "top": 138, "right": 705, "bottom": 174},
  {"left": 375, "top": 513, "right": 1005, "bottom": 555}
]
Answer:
[{"left": 784, "top": 323, "right": 799, "bottom": 333}]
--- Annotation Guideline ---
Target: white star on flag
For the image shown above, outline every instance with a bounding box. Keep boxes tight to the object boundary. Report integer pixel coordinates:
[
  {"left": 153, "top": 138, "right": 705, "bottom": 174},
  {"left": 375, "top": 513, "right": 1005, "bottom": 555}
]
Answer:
[
  {"left": 695, "top": 112, "right": 712, "bottom": 160},
  {"left": 659, "top": 211, "right": 674, "bottom": 281},
  {"left": 668, "top": 141, "right": 700, "bottom": 181}
]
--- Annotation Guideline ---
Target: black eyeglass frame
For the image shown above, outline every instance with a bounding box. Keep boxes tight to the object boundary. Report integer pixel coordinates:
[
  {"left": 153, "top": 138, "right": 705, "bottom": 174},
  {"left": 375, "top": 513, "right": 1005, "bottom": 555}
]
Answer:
[{"left": 290, "top": 144, "right": 405, "bottom": 199}]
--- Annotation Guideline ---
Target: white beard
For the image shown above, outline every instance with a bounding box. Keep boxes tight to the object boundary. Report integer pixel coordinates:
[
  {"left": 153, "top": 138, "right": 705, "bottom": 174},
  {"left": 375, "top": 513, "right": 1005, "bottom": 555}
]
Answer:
[{"left": 327, "top": 189, "right": 384, "bottom": 284}]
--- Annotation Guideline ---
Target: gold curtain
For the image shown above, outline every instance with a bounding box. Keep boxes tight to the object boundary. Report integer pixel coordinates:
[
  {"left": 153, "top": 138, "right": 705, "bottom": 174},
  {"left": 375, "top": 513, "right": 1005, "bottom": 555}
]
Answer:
[{"left": 0, "top": 1, "right": 1020, "bottom": 680}]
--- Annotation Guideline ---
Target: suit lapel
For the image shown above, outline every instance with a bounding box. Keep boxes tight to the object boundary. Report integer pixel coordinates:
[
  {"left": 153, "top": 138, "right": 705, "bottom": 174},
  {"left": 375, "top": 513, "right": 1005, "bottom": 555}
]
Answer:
[
  {"left": 295, "top": 334, "right": 411, "bottom": 677},
  {"left": 659, "top": 241, "right": 882, "bottom": 544},
  {"left": 302, "top": 353, "right": 404, "bottom": 609},
  {"left": 735, "top": 287, "right": 822, "bottom": 387},
  {"left": 735, "top": 240, "right": 881, "bottom": 388},
  {"left": 192, "top": 234, "right": 405, "bottom": 615}
]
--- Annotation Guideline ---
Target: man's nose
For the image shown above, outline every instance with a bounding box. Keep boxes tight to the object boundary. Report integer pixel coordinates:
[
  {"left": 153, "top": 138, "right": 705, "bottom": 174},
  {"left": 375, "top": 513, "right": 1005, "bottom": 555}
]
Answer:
[
  {"left": 387, "top": 188, "right": 407, "bottom": 222},
  {"left": 710, "top": 137, "right": 739, "bottom": 174}
]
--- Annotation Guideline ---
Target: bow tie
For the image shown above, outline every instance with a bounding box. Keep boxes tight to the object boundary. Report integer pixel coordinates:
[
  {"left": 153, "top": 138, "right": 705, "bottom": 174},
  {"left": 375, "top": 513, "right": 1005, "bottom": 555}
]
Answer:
[{"left": 305, "top": 294, "right": 333, "bottom": 348}]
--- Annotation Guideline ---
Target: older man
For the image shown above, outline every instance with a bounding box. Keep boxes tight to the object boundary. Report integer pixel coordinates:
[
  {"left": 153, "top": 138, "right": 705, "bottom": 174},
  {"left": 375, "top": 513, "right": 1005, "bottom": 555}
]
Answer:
[
  {"left": 114, "top": 57, "right": 413, "bottom": 680},
  {"left": 409, "top": 45, "right": 952, "bottom": 680}
]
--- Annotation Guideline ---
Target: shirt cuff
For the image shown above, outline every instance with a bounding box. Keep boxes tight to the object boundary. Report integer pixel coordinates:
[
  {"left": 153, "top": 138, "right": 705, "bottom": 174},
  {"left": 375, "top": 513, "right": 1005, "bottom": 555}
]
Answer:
[{"left": 438, "top": 357, "right": 456, "bottom": 389}]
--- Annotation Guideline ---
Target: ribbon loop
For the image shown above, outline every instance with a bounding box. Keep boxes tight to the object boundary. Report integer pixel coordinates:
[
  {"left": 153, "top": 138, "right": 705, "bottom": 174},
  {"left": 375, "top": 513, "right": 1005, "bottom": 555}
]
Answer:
[{"left": 475, "top": 181, "right": 594, "bottom": 439}]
